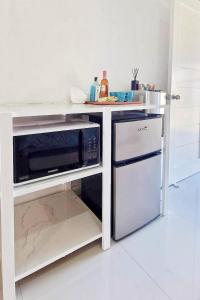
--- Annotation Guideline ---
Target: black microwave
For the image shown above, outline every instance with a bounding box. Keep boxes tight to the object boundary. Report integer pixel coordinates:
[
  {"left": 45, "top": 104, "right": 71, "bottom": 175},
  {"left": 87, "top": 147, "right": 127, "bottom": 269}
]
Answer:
[{"left": 13, "top": 122, "right": 100, "bottom": 184}]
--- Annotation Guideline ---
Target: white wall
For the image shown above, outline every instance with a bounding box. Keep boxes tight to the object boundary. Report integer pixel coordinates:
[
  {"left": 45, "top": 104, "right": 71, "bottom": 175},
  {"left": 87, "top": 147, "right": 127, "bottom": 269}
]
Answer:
[{"left": 0, "top": 0, "right": 170, "bottom": 104}]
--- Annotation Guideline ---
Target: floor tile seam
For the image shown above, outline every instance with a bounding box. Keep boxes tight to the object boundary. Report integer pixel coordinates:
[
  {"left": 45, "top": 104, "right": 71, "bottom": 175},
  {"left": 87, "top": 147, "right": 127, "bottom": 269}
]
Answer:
[{"left": 118, "top": 243, "right": 174, "bottom": 300}]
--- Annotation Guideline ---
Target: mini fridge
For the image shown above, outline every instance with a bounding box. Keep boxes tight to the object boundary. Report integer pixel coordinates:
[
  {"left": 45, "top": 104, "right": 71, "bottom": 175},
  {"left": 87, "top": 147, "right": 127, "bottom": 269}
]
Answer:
[
  {"left": 82, "top": 112, "right": 162, "bottom": 241},
  {"left": 112, "top": 112, "right": 162, "bottom": 240}
]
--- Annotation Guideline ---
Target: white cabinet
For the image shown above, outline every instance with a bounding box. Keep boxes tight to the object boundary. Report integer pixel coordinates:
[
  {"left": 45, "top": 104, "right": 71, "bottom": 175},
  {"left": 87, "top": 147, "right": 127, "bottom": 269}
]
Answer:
[{"left": 0, "top": 102, "right": 168, "bottom": 300}]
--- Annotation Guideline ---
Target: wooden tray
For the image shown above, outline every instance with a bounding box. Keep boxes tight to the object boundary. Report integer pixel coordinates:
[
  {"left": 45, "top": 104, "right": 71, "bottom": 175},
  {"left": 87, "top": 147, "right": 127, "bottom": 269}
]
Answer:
[{"left": 85, "top": 101, "right": 143, "bottom": 106}]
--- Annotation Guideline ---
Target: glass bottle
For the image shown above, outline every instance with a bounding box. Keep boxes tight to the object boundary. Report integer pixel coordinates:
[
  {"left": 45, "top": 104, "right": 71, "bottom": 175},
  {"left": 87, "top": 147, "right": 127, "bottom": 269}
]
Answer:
[{"left": 100, "top": 71, "right": 109, "bottom": 98}]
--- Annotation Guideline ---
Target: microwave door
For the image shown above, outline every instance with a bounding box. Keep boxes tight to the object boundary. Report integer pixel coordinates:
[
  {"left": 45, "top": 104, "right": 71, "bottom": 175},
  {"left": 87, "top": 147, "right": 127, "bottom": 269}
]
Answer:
[
  {"left": 13, "top": 125, "right": 100, "bottom": 184},
  {"left": 14, "top": 130, "right": 82, "bottom": 183}
]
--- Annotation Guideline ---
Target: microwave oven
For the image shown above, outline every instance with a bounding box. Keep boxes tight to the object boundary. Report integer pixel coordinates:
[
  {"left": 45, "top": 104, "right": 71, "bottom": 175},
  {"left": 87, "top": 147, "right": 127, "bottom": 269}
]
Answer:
[{"left": 13, "top": 121, "right": 100, "bottom": 184}]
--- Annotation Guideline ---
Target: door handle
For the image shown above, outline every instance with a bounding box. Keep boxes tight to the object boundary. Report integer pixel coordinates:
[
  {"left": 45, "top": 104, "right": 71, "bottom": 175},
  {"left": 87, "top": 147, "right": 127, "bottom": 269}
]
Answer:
[
  {"left": 172, "top": 95, "right": 181, "bottom": 100},
  {"left": 167, "top": 94, "right": 181, "bottom": 101}
]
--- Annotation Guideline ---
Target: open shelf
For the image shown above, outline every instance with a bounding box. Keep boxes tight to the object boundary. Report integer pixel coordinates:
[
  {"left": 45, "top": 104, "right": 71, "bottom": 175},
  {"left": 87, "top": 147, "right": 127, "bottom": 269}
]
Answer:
[
  {"left": 14, "top": 190, "right": 102, "bottom": 282},
  {"left": 14, "top": 165, "right": 103, "bottom": 198},
  {"left": 13, "top": 120, "right": 99, "bottom": 136}
]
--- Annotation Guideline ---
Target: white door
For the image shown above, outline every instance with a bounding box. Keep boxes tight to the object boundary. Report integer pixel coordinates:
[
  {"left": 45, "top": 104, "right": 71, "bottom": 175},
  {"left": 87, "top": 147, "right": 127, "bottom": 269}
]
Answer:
[{"left": 169, "top": 0, "right": 200, "bottom": 184}]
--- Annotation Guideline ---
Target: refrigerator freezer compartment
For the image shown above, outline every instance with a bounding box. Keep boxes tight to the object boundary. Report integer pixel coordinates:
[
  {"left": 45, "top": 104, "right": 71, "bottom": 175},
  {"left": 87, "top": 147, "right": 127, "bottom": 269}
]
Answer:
[{"left": 113, "top": 117, "right": 162, "bottom": 162}]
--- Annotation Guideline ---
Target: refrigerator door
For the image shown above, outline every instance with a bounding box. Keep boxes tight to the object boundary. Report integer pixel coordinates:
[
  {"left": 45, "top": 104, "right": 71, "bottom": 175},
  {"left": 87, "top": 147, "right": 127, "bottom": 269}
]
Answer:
[
  {"left": 113, "top": 154, "right": 161, "bottom": 240},
  {"left": 113, "top": 118, "right": 162, "bottom": 162}
]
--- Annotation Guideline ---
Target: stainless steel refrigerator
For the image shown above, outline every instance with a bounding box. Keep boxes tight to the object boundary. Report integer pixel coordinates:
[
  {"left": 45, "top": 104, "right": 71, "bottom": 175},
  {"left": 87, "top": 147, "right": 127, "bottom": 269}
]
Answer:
[
  {"left": 112, "top": 112, "right": 162, "bottom": 240},
  {"left": 82, "top": 112, "right": 162, "bottom": 241}
]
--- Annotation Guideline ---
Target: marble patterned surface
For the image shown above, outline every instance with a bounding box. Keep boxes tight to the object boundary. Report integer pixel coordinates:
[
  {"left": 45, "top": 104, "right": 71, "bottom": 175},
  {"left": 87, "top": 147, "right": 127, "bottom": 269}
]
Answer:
[{"left": 15, "top": 190, "right": 101, "bottom": 279}]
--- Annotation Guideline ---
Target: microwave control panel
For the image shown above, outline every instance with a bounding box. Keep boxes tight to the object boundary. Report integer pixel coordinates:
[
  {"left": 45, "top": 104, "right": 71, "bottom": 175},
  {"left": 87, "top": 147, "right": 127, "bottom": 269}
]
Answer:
[
  {"left": 88, "top": 136, "right": 98, "bottom": 159},
  {"left": 82, "top": 127, "right": 100, "bottom": 164}
]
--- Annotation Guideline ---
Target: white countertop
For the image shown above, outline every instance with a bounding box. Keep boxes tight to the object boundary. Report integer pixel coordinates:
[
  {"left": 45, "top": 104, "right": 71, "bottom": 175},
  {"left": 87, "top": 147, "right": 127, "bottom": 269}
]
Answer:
[{"left": 0, "top": 103, "right": 157, "bottom": 117}]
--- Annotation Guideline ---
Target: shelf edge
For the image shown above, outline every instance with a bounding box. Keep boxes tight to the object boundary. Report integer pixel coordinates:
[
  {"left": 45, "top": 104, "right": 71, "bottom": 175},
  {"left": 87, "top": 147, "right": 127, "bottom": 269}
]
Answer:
[
  {"left": 14, "top": 166, "right": 103, "bottom": 198},
  {"left": 15, "top": 233, "right": 102, "bottom": 282}
]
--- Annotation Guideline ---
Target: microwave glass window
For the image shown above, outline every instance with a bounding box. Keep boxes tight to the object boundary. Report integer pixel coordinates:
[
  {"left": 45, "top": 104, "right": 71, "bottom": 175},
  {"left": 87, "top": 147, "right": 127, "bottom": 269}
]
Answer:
[
  {"left": 15, "top": 131, "right": 80, "bottom": 175},
  {"left": 19, "top": 131, "right": 79, "bottom": 168},
  {"left": 20, "top": 132, "right": 79, "bottom": 171}
]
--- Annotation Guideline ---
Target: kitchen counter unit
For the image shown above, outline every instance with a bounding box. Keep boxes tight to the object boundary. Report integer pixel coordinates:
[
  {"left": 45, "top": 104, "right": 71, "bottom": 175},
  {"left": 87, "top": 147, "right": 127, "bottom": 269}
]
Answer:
[{"left": 0, "top": 102, "right": 170, "bottom": 300}]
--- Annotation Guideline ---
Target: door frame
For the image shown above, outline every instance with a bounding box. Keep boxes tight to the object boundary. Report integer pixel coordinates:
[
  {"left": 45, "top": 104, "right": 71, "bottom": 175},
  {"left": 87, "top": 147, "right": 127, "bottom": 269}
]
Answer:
[{"left": 168, "top": 0, "right": 200, "bottom": 185}]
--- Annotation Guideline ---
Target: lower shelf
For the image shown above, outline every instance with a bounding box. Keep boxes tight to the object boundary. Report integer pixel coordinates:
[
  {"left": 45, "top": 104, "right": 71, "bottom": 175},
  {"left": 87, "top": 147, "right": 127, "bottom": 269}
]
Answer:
[{"left": 15, "top": 190, "right": 102, "bottom": 282}]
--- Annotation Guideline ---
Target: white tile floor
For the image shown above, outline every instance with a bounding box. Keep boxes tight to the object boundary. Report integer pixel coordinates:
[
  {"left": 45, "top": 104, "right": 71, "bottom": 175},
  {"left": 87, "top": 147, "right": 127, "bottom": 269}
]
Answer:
[{"left": 17, "top": 173, "right": 200, "bottom": 300}]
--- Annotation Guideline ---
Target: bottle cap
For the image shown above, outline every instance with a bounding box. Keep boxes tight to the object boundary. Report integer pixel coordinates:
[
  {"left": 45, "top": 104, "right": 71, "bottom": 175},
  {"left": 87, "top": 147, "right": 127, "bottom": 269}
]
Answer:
[
  {"left": 94, "top": 77, "right": 98, "bottom": 81},
  {"left": 103, "top": 71, "right": 107, "bottom": 78}
]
